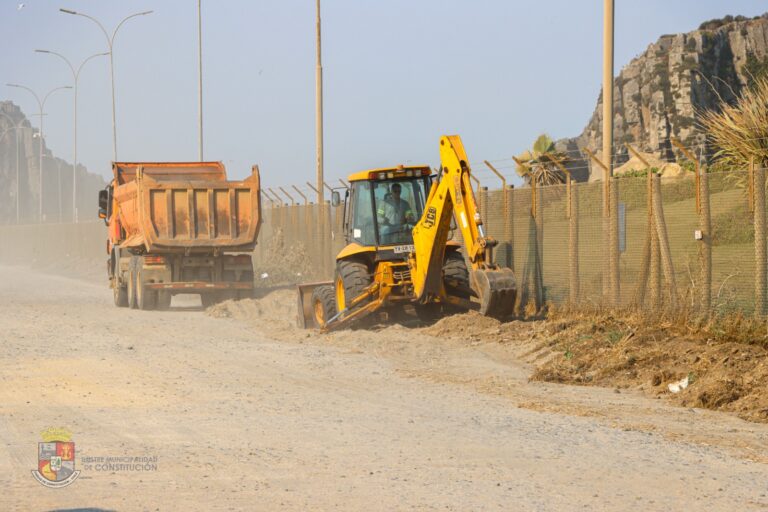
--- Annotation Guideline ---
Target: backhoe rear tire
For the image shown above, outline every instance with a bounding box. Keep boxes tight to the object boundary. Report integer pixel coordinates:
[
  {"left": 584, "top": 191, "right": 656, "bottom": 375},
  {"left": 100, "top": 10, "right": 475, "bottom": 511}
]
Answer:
[
  {"left": 311, "top": 285, "right": 337, "bottom": 328},
  {"left": 337, "top": 260, "right": 372, "bottom": 310}
]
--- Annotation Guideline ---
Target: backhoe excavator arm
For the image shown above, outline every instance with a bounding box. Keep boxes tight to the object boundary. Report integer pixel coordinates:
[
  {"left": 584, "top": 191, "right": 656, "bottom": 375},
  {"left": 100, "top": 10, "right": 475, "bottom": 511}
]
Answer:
[{"left": 410, "top": 135, "right": 516, "bottom": 317}]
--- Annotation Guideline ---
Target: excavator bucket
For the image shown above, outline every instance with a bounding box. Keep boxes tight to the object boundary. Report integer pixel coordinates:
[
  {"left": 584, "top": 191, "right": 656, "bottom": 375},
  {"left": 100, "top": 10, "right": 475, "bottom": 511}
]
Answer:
[{"left": 472, "top": 268, "right": 517, "bottom": 318}]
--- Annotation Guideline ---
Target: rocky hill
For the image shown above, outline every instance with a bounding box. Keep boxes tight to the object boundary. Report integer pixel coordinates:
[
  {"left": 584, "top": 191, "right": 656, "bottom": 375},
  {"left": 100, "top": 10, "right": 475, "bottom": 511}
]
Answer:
[
  {"left": 0, "top": 101, "right": 105, "bottom": 224},
  {"left": 558, "top": 13, "right": 768, "bottom": 181}
]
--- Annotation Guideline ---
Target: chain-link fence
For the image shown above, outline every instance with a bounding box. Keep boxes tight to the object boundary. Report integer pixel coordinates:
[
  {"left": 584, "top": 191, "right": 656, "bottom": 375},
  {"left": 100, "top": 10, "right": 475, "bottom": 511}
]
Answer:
[{"left": 256, "top": 168, "right": 766, "bottom": 316}]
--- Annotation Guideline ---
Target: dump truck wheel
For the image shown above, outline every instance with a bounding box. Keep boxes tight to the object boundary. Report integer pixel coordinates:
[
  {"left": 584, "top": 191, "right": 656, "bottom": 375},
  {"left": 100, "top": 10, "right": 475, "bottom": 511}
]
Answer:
[
  {"left": 201, "top": 293, "right": 219, "bottom": 308},
  {"left": 136, "top": 268, "right": 157, "bottom": 311},
  {"left": 337, "top": 260, "right": 372, "bottom": 310},
  {"left": 127, "top": 262, "right": 138, "bottom": 309},
  {"left": 311, "top": 285, "right": 337, "bottom": 328},
  {"left": 443, "top": 251, "right": 472, "bottom": 299},
  {"left": 113, "top": 278, "right": 129, "bottom": 308},
  {"left": 156, "top": 291, "right": 172, "bottom": 310}
]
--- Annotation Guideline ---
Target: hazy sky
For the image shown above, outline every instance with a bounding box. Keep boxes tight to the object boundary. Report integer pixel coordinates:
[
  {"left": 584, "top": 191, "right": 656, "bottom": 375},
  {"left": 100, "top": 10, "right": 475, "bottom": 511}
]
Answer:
[{"left": 2, "top": 0, "right": 767, "bottom": 191}]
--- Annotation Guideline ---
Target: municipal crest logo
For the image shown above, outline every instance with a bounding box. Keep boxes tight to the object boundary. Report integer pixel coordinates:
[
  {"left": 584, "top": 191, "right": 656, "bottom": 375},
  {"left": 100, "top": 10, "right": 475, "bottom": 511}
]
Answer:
[{"left": 31, "top": 427, "right": 80, "bottom": 488}]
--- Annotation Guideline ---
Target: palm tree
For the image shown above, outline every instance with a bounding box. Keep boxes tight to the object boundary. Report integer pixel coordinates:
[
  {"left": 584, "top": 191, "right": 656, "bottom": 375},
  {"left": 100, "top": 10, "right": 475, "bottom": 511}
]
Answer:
[
  {"left": 514, "top": 134, "right": 567, "bottom": 186},
  {"left": 700, "top": 76, "right": 768, "bottom": 170}
]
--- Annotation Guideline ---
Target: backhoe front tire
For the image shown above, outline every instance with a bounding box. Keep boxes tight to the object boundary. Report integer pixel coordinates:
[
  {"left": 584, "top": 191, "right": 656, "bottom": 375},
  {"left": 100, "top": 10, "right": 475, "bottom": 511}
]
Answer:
[
  {"left": 311, "top": 285, "right": 337, "bottom": 328},
  {"left": 337, "top": 260, "right": 372, "bottom": 310}
]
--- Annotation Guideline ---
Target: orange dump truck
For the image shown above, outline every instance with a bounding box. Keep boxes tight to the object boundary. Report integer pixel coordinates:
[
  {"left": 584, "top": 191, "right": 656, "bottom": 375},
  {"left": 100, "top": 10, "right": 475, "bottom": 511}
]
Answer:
[{"left": 97, "top": 162, "right": 261, "bottom": 310}]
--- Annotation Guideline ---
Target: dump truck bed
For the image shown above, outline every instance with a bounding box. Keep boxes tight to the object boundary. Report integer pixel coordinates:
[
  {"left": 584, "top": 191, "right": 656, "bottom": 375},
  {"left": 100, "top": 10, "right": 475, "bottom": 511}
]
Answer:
[{"left": 112, "top": 162, "right": 261, "bottom": 253}]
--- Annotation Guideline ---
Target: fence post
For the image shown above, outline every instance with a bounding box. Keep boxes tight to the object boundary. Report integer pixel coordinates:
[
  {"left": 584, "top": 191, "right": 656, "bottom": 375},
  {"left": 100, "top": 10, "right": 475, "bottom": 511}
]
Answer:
[
  {"left": 754, "top": 159, "right": 767, "bottom": 317},
  {"left": 699, "top": 168, "right": 712, "bottom": 313},
  {"left": 652, "top": 175, "right": 677, "bottom": 308},
  {"left": 484, "top": 161, "right": 512, "bottom": 269},
  {"left": 479, "top": 186, "right": 488, "bottom": 225},
  {"left": 534, "top": 184, "right": 544, "bottom": 310},
  {"left": 609, "top": 177, "right": 620, "bottom": 306},
  {"left": 504, "top": 185, "right": 515, "bottom": 271},
  {"left": 326, "top": 200, "right": 334, "bottom": 280},
  {"left": 569, "top": 181, "right": 579, "bottom": 305}
]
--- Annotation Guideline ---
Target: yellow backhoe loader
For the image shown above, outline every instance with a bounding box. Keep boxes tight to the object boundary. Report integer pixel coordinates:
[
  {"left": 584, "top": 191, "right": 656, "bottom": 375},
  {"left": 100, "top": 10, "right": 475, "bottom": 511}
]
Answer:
[{"left": 297, "top": 135, "right": 516, "bottom": 331}]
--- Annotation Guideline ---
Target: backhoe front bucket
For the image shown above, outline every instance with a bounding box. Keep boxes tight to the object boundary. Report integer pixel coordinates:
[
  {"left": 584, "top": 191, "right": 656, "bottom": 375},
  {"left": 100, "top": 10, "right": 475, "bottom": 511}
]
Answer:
[{"left": 472, "top": 268, "right": 517, "bottom": 318}]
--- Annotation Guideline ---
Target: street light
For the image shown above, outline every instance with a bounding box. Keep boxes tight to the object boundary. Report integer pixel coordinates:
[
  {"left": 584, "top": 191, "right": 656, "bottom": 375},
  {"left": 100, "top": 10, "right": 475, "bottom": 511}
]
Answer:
[
  {"left": 59, "top": 8, "right": 154, "bottom": 161},
  {"left": 35, "top": 49, "right": 108, "bottom": 223},
  {"left": 7, "top": 83, "right": 71, "bottom": 223},
  {"left": 0, "top": 111, "right": 24, "bottom": 224}
]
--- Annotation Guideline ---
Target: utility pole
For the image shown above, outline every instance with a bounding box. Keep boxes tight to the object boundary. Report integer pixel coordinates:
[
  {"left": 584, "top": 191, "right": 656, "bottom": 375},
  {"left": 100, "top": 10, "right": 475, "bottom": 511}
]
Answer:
[
  {"left": 602, "top": 0, "right": 614, "bottom": 179},
  {"left": 603, "top": 0, "right": 619, "bottom": 306},
  {"left": 7, "top": 83, "right": 71, "bottom": 222},
  {"left": 35, "top": 50, "right": 108, "bottom": 222},
  {"left": 0, "top": 112, "right": 23, "bottom": 224},
  {"left": 315, "top": 0, "right": 324, "bottom": 205},
  {"left": 60, "top": 8, "right": 154, "bottom": 161},
  {"left": 197, "top": 0, "right": 204, "bottom": 161}
]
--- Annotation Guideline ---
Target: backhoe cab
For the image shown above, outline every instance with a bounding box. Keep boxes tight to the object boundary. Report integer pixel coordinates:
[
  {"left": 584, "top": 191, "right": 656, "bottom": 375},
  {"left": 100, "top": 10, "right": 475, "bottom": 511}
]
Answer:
[{"left": 297, "top": 135, "right": 516, "bottom": 331}]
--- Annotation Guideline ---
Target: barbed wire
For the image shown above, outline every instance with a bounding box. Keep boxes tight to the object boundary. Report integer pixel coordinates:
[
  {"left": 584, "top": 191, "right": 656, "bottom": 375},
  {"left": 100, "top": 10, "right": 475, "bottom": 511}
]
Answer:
[{"left": 266, "top": 134, "right": 768, "bottom": 200}]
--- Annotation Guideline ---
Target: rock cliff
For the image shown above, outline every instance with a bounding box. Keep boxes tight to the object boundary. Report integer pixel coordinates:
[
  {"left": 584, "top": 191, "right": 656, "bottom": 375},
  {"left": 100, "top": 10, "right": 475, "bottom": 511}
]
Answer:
[{"left": 558, "top": 13, "right": 768, "bottom": 181}]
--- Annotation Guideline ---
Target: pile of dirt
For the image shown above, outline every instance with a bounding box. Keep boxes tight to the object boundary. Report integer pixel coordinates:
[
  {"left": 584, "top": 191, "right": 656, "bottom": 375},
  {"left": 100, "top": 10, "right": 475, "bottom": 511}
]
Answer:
[
  {"left": 522, "top": 312, "right": 768, "bottom": 423},
  {"left": 206, "top": 289, "right": 299, "bottom": 338},
  {"left": 419, "top": 309, "right": 768, "bottom": 423}
]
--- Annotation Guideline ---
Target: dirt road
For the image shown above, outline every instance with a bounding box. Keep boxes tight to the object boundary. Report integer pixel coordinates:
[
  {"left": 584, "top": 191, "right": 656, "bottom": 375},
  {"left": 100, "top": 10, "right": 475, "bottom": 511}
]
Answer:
[{"left": 1, "top": 265, "right": 767, "bottom": 511}]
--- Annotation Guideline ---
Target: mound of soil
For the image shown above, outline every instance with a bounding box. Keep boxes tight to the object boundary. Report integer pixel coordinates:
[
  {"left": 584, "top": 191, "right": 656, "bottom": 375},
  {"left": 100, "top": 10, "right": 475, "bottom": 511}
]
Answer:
[
  {"left": 525, "top": 313, "right": 768, "bottom": 423},
  {"left": 207, "top": 289, "right": 299, "bottom": 337}
]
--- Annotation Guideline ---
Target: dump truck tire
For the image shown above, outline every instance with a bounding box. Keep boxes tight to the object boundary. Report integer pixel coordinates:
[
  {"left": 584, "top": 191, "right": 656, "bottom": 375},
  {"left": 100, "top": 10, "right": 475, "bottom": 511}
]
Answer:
[
  {"left": 127, "top": 260, "right": 138, "bottom": 309},
  {"left": 443, "top": 251, "right": 471, "bottom": 299},
  {"left": 113, "top": 278, "right": 128, "bottom": 308},
  {"left": 311, "top": 285, "right": 337, "bottom": 328},
  {"left": 337, "top": 260, "right": 372, "bottom": 310},
  {"left": 201, "top": 293, "right": 221, "bottom": 309},
  {"left": 156, "top": 291, "right": 172, "bottom": 310},
  {"left": 136, "top": 267, "right": 156, "bottom": 311}
]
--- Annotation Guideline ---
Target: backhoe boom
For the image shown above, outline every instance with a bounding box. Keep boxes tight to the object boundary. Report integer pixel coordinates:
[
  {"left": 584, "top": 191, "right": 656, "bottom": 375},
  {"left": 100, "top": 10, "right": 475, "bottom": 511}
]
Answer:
[{"left": 410, "top": 135, "right": 516, "bottom": 316}]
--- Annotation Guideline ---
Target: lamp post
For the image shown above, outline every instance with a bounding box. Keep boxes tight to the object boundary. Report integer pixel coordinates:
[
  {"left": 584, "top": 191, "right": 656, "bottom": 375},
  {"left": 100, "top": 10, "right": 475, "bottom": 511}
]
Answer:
[
  {"left": 0, "top": 112, "right": 24, "bottom": 224},
  {"left": 59, "top": 8, "right": 154, "bottom": 161},
  {"left": 35, "top": 50, "right": 108, "bottom": 223},
  {"left": 197, "top": 0, "right": 204, "bottom": 161},
  {"left": 315, "top": 0, "right": 324, "bottom": 205},
  {"left": 7, "top": 83, "right": 71, "bottom": 223}
]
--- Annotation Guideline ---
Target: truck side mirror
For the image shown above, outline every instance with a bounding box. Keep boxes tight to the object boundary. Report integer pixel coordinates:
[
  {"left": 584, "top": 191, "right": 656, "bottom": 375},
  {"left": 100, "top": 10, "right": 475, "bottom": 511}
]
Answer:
[
  {"left": 331, "top": 190, "right": 341, "bottom": 207},
  {"left": 98, "top": 189, "right": 109, "bottom": 210},
  {"left": 98, "top": 209, "right": 107, "bottom": 219}
]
